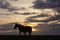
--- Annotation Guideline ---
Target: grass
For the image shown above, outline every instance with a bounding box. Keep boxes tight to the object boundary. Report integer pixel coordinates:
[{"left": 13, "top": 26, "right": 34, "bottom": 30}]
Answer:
[{"left": 0, "top": 35, "right": 59, "bottom": 40}]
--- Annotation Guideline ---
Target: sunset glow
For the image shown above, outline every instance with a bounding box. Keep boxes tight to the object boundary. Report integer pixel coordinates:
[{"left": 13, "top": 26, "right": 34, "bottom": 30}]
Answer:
[
  {"left": 32, "top": 28, "right": 37, "bottom": 32},
  {"left": 25, "top": 23, "right": 38, "bottom": 27},
  {"left": 0, "top": 0, "right": 60, "bottom": 35}
]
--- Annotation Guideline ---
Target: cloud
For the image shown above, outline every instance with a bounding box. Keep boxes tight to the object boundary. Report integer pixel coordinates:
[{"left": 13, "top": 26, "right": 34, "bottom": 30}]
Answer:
[
  {"left": 25, "top": 18, "right": 50, "bottom": 22},
  {"left": 28, "top": 14, "right": 49, "bottom": 18},
  {"left": 37, "top": 15, "right": 60, "bottom": 22},
  {"left": 0, "top": 0, "right": 18, "bottom": 11},
  {"left": 14, "top": 12, "right": 37, "bottom": 15},
  {"left": 47, "top": 15, "right": 60, "bottom": 21},
  {"left": 37, "top": 24, "right": 60, "bottom": 35},
  {"left": 32, "top": 0, "right": 47, "bottom": 8},
  {"left": 0, "top": 22, "right": 17, "bottom": 30},
  {"left": 25, "top": 14, "right": 60, "bottom": 22},
  {"left": 32, "top": 0, "right": 60, "bottom": 14},
  {"left": 14, "top": 12, "right": 31, "bottom": 15},
  {"left": 25, "top": 14, "right": 50, "bottom": 22},
  {"left": 38, "top": 15, "right": 60, "bottom": 22},
  {"left": 0, "top": 13, "right": 12, "bottom": 15},
  {"left": 32, "top": 0, "right": 60, "bottom": 8},
  {"left": 20, "top": 13, "right": 31, "bottom": 15}
]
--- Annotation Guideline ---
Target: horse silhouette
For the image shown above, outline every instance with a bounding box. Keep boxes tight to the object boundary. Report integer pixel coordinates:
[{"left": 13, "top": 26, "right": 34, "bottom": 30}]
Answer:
[{"left": 14, "top": 23, "right": 32, "bottom": 36}]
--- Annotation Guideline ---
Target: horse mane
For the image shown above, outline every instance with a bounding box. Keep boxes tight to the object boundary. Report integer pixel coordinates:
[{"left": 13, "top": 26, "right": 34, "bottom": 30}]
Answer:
[{"left": 17, "top": 23, "right": 24, "bottom": 27}]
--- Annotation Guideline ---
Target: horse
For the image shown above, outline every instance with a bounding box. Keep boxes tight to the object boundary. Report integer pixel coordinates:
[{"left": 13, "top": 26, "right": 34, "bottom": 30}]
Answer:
[{"left": 13, "top": 23, "right": 32, "bottom": 36}]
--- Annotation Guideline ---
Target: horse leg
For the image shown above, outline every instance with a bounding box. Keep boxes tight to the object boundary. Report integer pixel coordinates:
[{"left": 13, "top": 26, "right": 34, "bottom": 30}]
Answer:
[
  {"left": 24, "top": 32, "right": 26, "bottom": 35},
  {"left": 19, "top": 32, "right": 21, "bottom": 35},
  {"left": 29, "top": 32, "right": 31, "bottom": 36}
]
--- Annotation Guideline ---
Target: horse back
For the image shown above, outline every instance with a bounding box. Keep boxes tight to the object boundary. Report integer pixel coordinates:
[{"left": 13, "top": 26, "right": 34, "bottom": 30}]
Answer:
[{"left": 25, "top": 26, "right": 32, "bottom": 31}]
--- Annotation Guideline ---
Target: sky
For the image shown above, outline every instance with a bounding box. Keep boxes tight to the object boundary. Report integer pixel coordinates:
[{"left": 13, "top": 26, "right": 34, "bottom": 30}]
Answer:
[{"left": 0, "top": 0, "right": 60, "bottom": 35}]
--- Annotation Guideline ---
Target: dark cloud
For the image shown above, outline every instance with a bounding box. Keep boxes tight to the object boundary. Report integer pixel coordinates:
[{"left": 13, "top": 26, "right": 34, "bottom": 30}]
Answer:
[
  {"left": 55, "top": 7, "right": 60, "bottom": 13},
  {"left": 32, "top": 0, "right": 47, "bottom": 8},
  {"left": 32, "top": 0, "right": 60, "bottom": 14},
  {"left": 0, "top": 0, "right": 9, "bottom": 9},
  {"left": 14, "top": 12, "right": 37, "bottom": 15},
  {"left": 42, "top": 15, "right": 60, "bottom": 22},
  {"left": 32, "top": 0, "right": 60, "bottom": 9},
  {"left": 28, "top": 14, "right": 49, "bottom": 18},
  {"left": 0, "top": 0, "right": 18, "bottom": 11},
  {"left": 20, "top": 13, "right": 31, "bottom": 15},
  {"left": 37, "top": 24, "right": 60, "bottom": 30},
  {"left": 37, "top": 24, "right": 60, "bottom": 35},
  {"left": 29, "top": 0, "right": 60, "bottom": 22},
  {"left": 14, "top": 12, "right": 31, "bottom": 15},
  {"left": 46, "top": 15, "right": 60, "bottom": 21},
  {"left": 38, "top": 15, "right": 60, "bottom": 22},
  {"left": 0, "top": 22, "right": 18, "bottom": 30},
  {"left": 25, "top": 14, "right": 50, "bottom": 22},
  {"left": 25, "top": 18, "right": 50, "bottom": 22},
  {"left": 20, "top": 12, "right": 37, "bottom": 15},
  {"left": 26, "top": 14, "right": 60, "bottom": 22}
]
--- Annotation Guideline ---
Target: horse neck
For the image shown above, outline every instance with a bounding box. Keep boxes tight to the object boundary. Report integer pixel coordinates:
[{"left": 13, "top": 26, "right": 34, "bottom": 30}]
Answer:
[
  {"left": 15, "top": 24, "right": 24, "bottom": 29},
  {"left": 19, "top": 24, "right": 24, "bottom": 27},
  {"left": 18, "top": 25, "right": 25, "bottom": 29}
]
